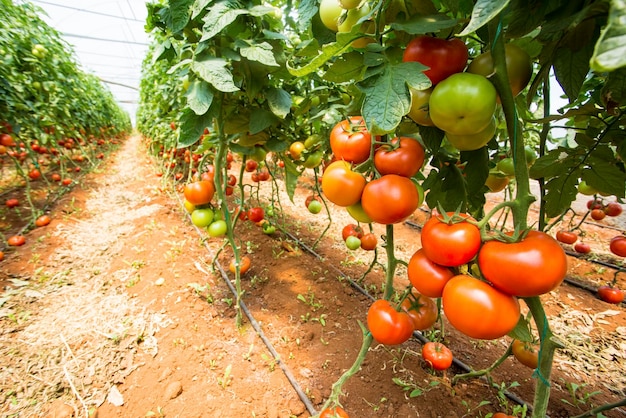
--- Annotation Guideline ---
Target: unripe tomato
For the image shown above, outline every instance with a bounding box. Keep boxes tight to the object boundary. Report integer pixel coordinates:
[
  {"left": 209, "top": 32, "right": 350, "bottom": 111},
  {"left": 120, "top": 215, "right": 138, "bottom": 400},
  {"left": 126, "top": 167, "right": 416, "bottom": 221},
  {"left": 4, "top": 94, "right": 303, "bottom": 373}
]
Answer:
[
  {"left": 467, "top": 43, "right": 533, "bottom": 97},
  {"left": 346, "top": 202, "right": 372, "bottom": 223},
  {"left": 402, "top": 36, "right": 468, "bottom": 85},
  {"left": 485, "top": 172, "right": 510, "bottom": 193},
  {"left": 319, "top": 0, "right": 344, "bottom": 32},
  {"left": 578, "top": 180, "right": 598, "bottom": 196},
  {"left": 445, "top": 116, "right": 496, "bottom": 151},
  {"left": 407, "top": 87, "right": 434, "bottom": 126},
  {"left": 345, "top": 235, "right": 362, "bottom": 250}
]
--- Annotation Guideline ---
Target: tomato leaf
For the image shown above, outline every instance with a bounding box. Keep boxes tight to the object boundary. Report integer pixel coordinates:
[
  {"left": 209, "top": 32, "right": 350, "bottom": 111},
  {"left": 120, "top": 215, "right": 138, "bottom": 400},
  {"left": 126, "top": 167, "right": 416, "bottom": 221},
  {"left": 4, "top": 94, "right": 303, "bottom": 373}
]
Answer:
[
  {"left": 237, "top": 41, "right": 280, "bottom": 67},
  {"left": 166, "top": 0, "right": 194, "bottom": 33},
  {"left": 460, "top": 148, "right": 488, "bottom": 215},
  {"left": 287, "top": 37, "right": 355, "bottom": 77},
  {"left": 266, "top": 87, "right": 292, "bottom": 119},
  {"left": 544, "top": 174, "right": 579, "bottom": 218},
  {"left": 423, "top": 164, "right": 468, "bottom": 213},
  {"left": 419, "top": 126, "right": 445, "bottom": 156},
  {"left": 186, "top": 80, "right": 214, "bottom": 115},
  {"left": 191, "top": 0, "right": 212, "bottom": 19},
  {"left": 298, "top": 0, "right": 319, "bottom": 32},
  {"left": 200, "top": 4, "right": 248, "bottom": 42},
  {"left": 507, "top": 315, "right": 533, "bottom": 342},
  {"left": 552, "top": 24, "right": 595, "bottom": 102},
  {"left": 324, "top": 52, "right": 367, "bottom": 83},
  {"left": 249, "top": 109, "right": 276, "bottom": 135},
  {"left": 583, "top": 156, "right": 626, "bottom": 198},
  {"left": 282, "top": 157, "right": 302, "bottom": 202},
  {"left": 391, "top": 14, "right": 458, "bottom": 35},
  {"left": 178, "top": 108, "right": 214, "bottom": 148},
  {"left": 590, "top": 0, "right": 626, "bottom": 72},
  {"left": 191, "top": 56, "right": 239, "bottom": 93},
  {"left": 459, "top": 0, "right": 510, "bottom": 37},
  {"left": 359, "top": 62, "right": 430, "bottom": 135}
]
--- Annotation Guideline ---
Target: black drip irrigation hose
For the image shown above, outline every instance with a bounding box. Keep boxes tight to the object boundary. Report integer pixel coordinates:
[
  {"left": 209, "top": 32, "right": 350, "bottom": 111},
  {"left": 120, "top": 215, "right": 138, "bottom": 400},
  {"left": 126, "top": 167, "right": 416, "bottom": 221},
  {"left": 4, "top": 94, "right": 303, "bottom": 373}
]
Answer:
[{"left": 278, "top": 230, "right": 533, "bottom": 413}]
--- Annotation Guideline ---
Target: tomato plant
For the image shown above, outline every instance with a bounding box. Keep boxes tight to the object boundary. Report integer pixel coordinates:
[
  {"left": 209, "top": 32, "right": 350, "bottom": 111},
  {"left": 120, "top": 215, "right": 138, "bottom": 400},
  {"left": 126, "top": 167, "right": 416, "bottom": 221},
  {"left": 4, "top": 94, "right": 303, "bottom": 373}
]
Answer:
[
  {"left": 512, "top": 339, "right": 539, "bottom": 369},
  {"left": 421, "top": 341, "right": 453, "bottom": 371},
  {"left": 373, "top": 137, "right": 425, "bottom": 178},
  {"left": 442, "top": 275, "right": 521, "bottom": 340},
  {"left": 402, "top": 36, "right": 468, "bottom": 85},
  {"left": 420, "top": 213, "right": 481, "bottom": 267},
  {"left": 366, "top": 300, "right": 414, "bottom": 345},
  {"left": 597, "top": 285, "right": 624, "bottom": 304},
  {"left": 361, "top": 174, "right": 420, "bottom": 224},
  {"left": 329, "top": 117, "right": 373, "bottom": 164}
]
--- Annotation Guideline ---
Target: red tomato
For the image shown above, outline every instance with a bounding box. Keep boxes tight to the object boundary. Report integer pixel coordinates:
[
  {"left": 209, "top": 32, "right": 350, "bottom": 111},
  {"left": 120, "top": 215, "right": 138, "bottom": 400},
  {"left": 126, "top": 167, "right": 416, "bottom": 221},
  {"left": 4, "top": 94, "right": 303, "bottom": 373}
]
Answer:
[
  {"left": 257, "top": 168, "right": 270, "bottom": 181},
  {"left": 35, "top": 215, "right": 51, "bottom": 227},
  {"left": 51, "top": 173, "right": 61, "bottom": 182},
  {"left": 62, "top": 178, "right": 72, "bottom": 186},
  {"left": 492, "top": 413, "right": 515, "bottom": 418},
  {"left": 7, "top": 235, "right": 26, "bottom": 246},
  {"left": 329, "top": 116, "right": 372, "bottom": 164},
  {"left": 421, "top": 341, "right": 453, "bottom": 371},
  {"left": 604, "top": 202, "right": 623, "bottom": 217},
  {"left": 361, "top": 174, "right": 419, "bottom": 224},
  {"left": 597, "top": 286, "right": 624, "bottom": 304},
  {"left": 321, "top": 161, "right": 366, "bottom": 207},
  {"left": 574, "top": 242, "right": 591, "bottom": 254},
  {"left": 367, "top": 299, "right": 414, "bottom": 345},
  {"left": 0, "top": 251, "right": 4, "bottom": 261},
  {"left": 610, "top": 236, "right": 626, "bottom": 257},
  {"left": 420, "top": 213, "right": 481, "bottom": 267},
  {"left": 590, "top": 208, "right": 606, "bottom": 221},
  {"left": 341, "top": 223, "right": 363, "bottom": 241},
  {"left": 227, "top": 174, "right": 237, "bottom": 186},
  {"left": 442, "top": 275, "right": 520, "bottom": 340},
  {"left": 360, "top": 233, "right": 378, "bottom": 251},
  {"left": 373, "top": 137, "right": 425, "bottom": 178},
  {"left": 28, "top": 169, "right": 41, "bottom": 180},
  {"left": 407, "top": 249, "right": 455, "bottom": 298},
  {"left": 183, "top": 180, "right": 215, "bottom": 206},
  {"left": 402, "top": 36, "right": 468, "bottom": 85},
  {"left": 245, "top": 159, "right": 258, "bottom": 172},
  {"left": 587, "top": 198, "right": 603, "bottom": 210},
  {"left": 319, "top": 407, "right": 349, "bottom": 418},
  {"left": 229, "top": 256, "right": 251, "bottom": 275},
  {"left": 247, "top": 207, "right": 264, "bottom": 223},
  {"left": 6, "top": 198, "right": 19, "bottom": 208},
  {"left": 400, "top": 292, "right": 438, "bottom": 331},
  {"left": 511, "top": 339, "right": 539, "bottom": 369},
  {"left": 478, "top": 231, "right": 567, "bottom": 297},
  {"left": 555, "top": 230, "right": 578, "bottom": 244}
]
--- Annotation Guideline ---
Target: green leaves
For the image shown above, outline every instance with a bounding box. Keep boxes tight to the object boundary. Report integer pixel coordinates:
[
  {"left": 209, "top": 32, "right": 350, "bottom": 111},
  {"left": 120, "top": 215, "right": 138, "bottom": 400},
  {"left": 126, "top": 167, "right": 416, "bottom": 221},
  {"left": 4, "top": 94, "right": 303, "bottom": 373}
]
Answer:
[
  {"left": 266, "top": 88, "right": 292, "bottom": 119},
  {"left": 200, "top": 3, "right": 248, "bottom": 42},
  {"left": 238, "top": 41, "right": 280, "bottom": 67},
  {"left": 359, "top": 62, "right": 430, "bottom": 135},
  {"left": 178, "top": 108, "right": 214, "bottom": 148},
  {"left": 186, "top": 80, "right": 214, "bottom": 115},
  {"left": 459, "top": 0, "right": 510, "bottom": 36},
  {"left": 191, "top": 56, "right": 239, "bottom": 92},
  {"left": 590, "top": 0, "right": 626, "bottom": 72}
]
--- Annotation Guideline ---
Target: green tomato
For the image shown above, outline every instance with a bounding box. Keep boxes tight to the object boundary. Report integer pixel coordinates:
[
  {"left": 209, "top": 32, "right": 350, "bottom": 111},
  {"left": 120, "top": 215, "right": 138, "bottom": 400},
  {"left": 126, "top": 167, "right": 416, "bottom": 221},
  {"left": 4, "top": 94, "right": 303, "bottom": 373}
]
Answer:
[
  {"left": 191, "top": 208, "right": 214, "bottom": 227},
  {"left": 207, "top": 220, "right": 228, "bottom": 237},
  {"left": 303, "top": 150, "right": 324, "bottom": 168},
  {"left": 578, "top": 180, "right": 598, "bottom": 196},
  {"left": 496, "top": 157, "right": 515, "bottom": 177},
  {"left": 337, "top": 3, "right": 370, "bottom": 32},
  {"left": 429, "top": 73, "right": 497, "bottom": 135},
  {"left": 345, "top": 235, "right": 362, "bottom": 250},
  {"left": 524, "top": 146, "right": 537, "bottom": 166},
  {"left": 346, "top": 202, "right": 372, "bottom": 223},
  {"left": 319, "top": 0, "right": 344, "bottom": 32},
  {"left": 250, "top": 146, "right": 267, "bottom": 162},
  {"left": 308, "top": 200, "right": 323, "bottom": 214},
  {"left": 339, "top": 0, "right": 361, "bottom": 9},
  {"left": 407, "top": 87, "right": 434, "bottom": 127},
  {"left": 262, "top": 222, "right": 276, "bottom": 235},
  {"left": 445, "top": 116, "right": 496, "bottom": 151}
]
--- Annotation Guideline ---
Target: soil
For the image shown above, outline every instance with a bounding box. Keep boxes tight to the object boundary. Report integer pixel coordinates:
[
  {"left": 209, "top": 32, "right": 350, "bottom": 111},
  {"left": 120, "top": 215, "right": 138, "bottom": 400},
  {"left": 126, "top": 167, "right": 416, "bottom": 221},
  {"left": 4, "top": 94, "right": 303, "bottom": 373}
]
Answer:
[{"left": 1, "top": 134, "right": 625, "bottom": 418}]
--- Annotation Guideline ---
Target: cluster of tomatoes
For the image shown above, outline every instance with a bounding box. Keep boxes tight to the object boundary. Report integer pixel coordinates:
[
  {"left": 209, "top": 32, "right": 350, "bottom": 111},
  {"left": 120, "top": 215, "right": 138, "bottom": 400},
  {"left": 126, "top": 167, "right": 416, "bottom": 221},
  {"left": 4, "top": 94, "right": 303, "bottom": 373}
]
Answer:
[
  {"left": 321, "top": 117, "right": 425, "bottom": 225},
  {"left": 340, "top": 223, "right": 377, "bottom": 251}
]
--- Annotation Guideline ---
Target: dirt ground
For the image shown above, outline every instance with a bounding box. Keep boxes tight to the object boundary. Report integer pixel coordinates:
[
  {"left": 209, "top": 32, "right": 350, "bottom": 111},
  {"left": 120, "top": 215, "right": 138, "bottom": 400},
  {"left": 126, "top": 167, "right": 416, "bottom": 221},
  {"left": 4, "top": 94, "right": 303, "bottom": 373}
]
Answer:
[{"left": 1, "top": 134, "right": 625, "bottom": 418}]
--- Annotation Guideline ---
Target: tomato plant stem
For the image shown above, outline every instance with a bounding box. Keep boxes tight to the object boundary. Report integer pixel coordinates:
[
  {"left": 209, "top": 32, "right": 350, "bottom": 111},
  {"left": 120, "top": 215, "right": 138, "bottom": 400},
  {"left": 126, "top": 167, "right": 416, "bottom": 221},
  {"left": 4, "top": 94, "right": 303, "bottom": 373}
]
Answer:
[
  {"left": 451, "top": 342, "right": 513, "bottom": 384},
  {"left": 570, "top": 397, "right": 626, "bottom": 418},
  {"left": 383, "top": 224, "right": 397, "bottom": 300}
]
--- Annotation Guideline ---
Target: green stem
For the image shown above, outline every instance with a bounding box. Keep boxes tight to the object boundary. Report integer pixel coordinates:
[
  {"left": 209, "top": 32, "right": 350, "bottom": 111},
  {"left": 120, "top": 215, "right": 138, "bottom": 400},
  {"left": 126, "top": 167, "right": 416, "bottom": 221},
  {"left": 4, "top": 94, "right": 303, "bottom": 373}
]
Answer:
[
  {"left": 383, "top": 224, "right": 396, "bottom": 300},
  {"left": 570, "top": 397, "right": 626, "bottom": 418},
  {"left": 452, "top": 342, "right": 513, "bottom": 385}
]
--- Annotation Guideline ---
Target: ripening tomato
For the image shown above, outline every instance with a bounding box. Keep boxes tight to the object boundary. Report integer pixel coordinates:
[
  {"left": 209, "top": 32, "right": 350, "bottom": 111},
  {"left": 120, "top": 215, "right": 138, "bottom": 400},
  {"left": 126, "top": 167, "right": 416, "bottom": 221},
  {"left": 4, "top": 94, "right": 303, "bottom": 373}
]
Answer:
[
  {"left": 184, "top": 180, "right": 215, "bottom": 206},
  {"left": 342, "top": 223, "right": 364, "bottom": 241},
  {"left": 321, "top": 161, "right": 366, "bottom": 207},
  {"left": 229, "top": 255, "right": 251, "bottom": 275},
  {"left": 0, "top": 251, "right": 4, "bottom": 261},
  {"left": 367, "top": 299, "right": 414, "bottom": 345},
  {"left": 329, "top": 117, "right": 372, "bottom": 164},
  {"left": 485, "top": 172, "right": 510, "bottom": 193},
  {"left": 289, "top": 141, "right": 305, "bottom": 160},
  {"left": 407, "top": 87, "right": 434, "bottom": 126},
  {"left": 442, "top": 275, "right": 521, "bottom": 340},
  {"left": 445, "top": 116, "right": 496, "bottom": 151},
  {"left": 7, "top": 235, "right": 26, "bottom": 246},
  {"left": 478, "top": 231, "right": 567, "bottom": 297},
  {"left": 361, "top": 175, "right": 420, "bottom": 224},
  {"left": 610, "top": 236, "right": 626, "bottom": 257},
  {"left": 402, "top": 36, "right": 468, "bottom": 85},
  {"left": 320, "top": 406, "right": 350, "bottom": 418},
  {"left": 420, "top": 213, "right": 481, "bottom": 267},
  {"left": 492, "top": 413, "right": 515, "bottom": 418},
  {"left": 590, "top": 208, "right": 606, "bottom": 221},
  {"left": 35, "top": 215, "right": 51, "bottom": 227},
  {"left": 511, "top": 339, "right": 539, "bottom": 369},
  {"left": 374, "top": 137, "right": 425, "bottom": 178},
  {"left": 597, "top": 285, "right": 625, "bottom": 304},
  {"left": 429, "top": 73, "right": 497, "bottom": 136},
  {"left": 407, "top": 249, "right": 455, "bottom": 298},
  {"left": 400, "top": 292, "right": 438, "bottom": 330},
  {"left": 421, "top": 341, "right": 453, "bottom": 371},
  {"left": 319, "top": 0, "right": 344, "bottom": 31},
  {"left": 346, "top": 202, "right": 372, "bottom": 223},
  {"left": 555, "top": 230, "right": 578, "bottom": 244},
  {"left": 360, "top": 233, "right": 378, "bottom": 251}
]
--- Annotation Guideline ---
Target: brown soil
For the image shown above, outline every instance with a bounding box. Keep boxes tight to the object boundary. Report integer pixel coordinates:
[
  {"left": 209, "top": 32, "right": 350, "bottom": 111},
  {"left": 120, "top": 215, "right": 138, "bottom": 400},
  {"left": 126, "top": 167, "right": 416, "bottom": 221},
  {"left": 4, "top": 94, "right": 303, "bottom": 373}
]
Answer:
[{"left": 1, "top": 135, "right": 625, "bottom": 418}]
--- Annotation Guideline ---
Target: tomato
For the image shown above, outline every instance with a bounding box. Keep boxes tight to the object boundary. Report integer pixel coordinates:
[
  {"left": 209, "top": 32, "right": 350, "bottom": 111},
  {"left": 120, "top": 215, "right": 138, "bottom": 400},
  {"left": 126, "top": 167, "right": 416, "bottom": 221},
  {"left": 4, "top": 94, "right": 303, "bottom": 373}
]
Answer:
[
  {"left": 420, "top": 213, "right": 481, "bottom": 267},
  {"left": 229, "top": 255, "right": 251, "bottom": 275},
  {"left": 442, "top": 275, "right": 521, "bottom": 340},
  {"left": 191, "top": 208, "right": 215, "bottom": 227},
  {"left": 28, "top": 169, "right": 41, "bottom": 180},
  {"left": 578, "top": 180, "right": 598, "bottom": 196},
  {"left": 245, "top": 159, "right": 258, "bottom": 172},
  {"left": 337, "top": 4, "right": 375, "bottom": 48},
  {"left": 303, "top": 150, "right": 324, "bottom": 168},
  {"left": 321, "top": 161, "right": 366, "bottom": 207},
  {"left": 342, "top": 223, "right": 364, "bottom": 241},
  {"left": 0, "top": 251, "right": 4, "bottom": 261},
  {"left": 610, "top": 236, "right": 626, "bottom": 257},
  {"left": 6, "top": 198, "right": 19, "bottom": 208},
  {"left": 289, "top": 141, "right": 305, "bottom": 160},
  {"left": 0, "top": 133, "right": 16, "bottom": 147},
  {"left": 361, "top": 175, "right": 419, "bottom": 224},
  {"left": 478, "top": 231, "right": 567, "bottom": 297},
  {"left": 247, "top": 207, "right": 264, "bottom": 223},
  {"left": 367, "top": 299, "right": 414, "bottom": 345},
  {"left": 421, "top": 341, "right": 453, "bottom": 371},
  {"left": 346, "top": 202, "right": 372, "bottom": 223},
  {"left": 227, "top": 174, "right": 237, "bottom": 186},
  {"left": 555, "top": 230, "right": 578, "bottom": 244},
  {"left": 467, "top": 43, "right": 533, "bottom": 98},
  {"left": 429, "top": 73, "right": 497, "bottom": 135},
  {"left": 402, "top": 36, "right": 468, "bottom": 85},
  {"left": 496, "top": 157, "right": 515, "bottom": 177},
  {"left": 407, "top": 249, "right": 454, "bottom": 298},
  {"left": 445, "top": 116, "right": 496, "bottom": 151},
  {"left": 319, "top": 0, "right": 344, "bottom": 32},
  {"left": 338, "top": 0, "right": 361, "bottom": 9},
  {"left": 511, "top": 339, "right": 539, "bottom": 369},
  {"left": 407, "top": 87, "right": 434, "bottom": 126},
  {"left": 485, "top": 172, "right": 510, "bottom": 193},
  {"left": 604, "top": 202, "right": 623, "bottom": 217},
  {"left": 597, "top": 285, "right": 625, "bottom": 304},
  {"left": 170, "top": 121, "right": 176, "bottom": 130},
  {"left": 62, "top": 178, "right": 72, "bottom": 186},
  {"left": 262, "top": 222, "right": 276, "bottom": 235},
  {"left": 184, "top": 180, "right": 215, "bottom": 206},
  {"left": 7, "top": 235, "right": 26, "bottom": 246},
  {"left": 374, "top": 137, "right": 425, "bottom": 178},
  {"left": 51, "top": 173, "right": 61, "bottom": 182},
  {"left": 400, "top": 292, "right": 438, "bottom": 331},
  {"left": 319, "top": 406, "right": 349, "bottom": 418},
  {"left": 360, "top": 233, "right": 378, "bottom": 251},
  {"left": 574, "top": 242, "right": 591, "bottom": 254},
  {"left": 492, "top": 413, "right": 515, "bottom": 418},
  {"left": 308, "top": 200, "right": 323, "bottom": 214},
  {"left": 345, "top": 235, "right": 361, "bottom": 250},
  {"left": 35, "top": 215, "right": 51, "bottom": 227},
  {"left": 183, "top": 199, "right": 196, "bottom": 213},
  {"left": 207, "top": 220, "right": 228, "bottom": 237},
  {"left": 329, "top": 117, "right": 372, "bottom": 164},
  {"left": 257, "top": 168, "right": 270, "bottom": 181},
  {"left": 590, "top": 208, "right": 606, "bottom": 221}
]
